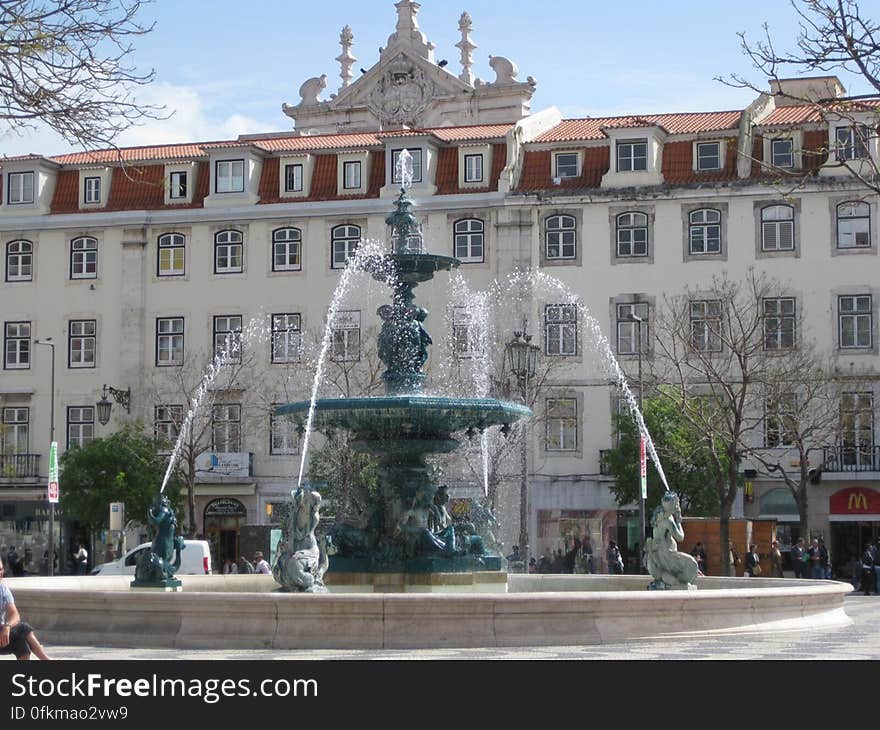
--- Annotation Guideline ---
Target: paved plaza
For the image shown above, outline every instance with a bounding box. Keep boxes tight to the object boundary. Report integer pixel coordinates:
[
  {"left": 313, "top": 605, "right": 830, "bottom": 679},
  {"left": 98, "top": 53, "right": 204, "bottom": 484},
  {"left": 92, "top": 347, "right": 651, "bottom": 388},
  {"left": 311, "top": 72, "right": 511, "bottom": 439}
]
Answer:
[{"left": 18, "top": 594, "right": 879, "bottom": 661}]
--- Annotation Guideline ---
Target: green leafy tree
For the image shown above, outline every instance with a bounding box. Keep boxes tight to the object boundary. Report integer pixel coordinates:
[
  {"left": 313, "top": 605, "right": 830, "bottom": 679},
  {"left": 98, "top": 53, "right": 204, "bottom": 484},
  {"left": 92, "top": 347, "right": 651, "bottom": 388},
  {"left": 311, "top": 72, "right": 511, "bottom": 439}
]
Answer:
[
  {"left": 306, "top": 431, "right": 379, "bottom": 521},
  {"left": 59, "top": 423, "right": 184, "bottom": 534},
  {"left": 606, "top": 394, "right": 723, "bottom": 518}
]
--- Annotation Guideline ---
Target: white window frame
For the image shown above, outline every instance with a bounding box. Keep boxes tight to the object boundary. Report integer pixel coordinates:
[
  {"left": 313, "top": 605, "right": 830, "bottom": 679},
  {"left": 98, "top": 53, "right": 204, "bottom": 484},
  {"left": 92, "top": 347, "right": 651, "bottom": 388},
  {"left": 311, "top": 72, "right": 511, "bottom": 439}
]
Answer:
[
  {"left": 2, "top": 407, "right": 29, "bottom": 454},
  {"left": 211, "top": 404, "right": 241, "bottom": 452},
  {"left": 545, "top": 304, "right": 578, "bottom": 356},
  {"left": 616, "top": 303, "right": 649, "bottom": 356},
  {"left": 270, "top": 408, "right": 300, "bottom": 455},
  {"left": 616, "top": 139, "right": 648, "bottom": 172},
  {"left": 392, "top": 149, "right": 423, "bottom": 184},
  {"left": 66, "top": 406, "right": 95, "bottom": 450},
  {"left": 83, "top": 176, "right": 101, "bottom": 204},
  {"left": 5, "top": 240, "right": 33, "bottom": 282},
  {"left": 154, "top": 405, "right": 183, "bottom": 444},
  {"left": 157, "top": 233, "right": 186, "bottom": 277},
  {"left": 7, "top": 171, "right": 34, "bottom": 205},
  {"left": 836, "top": 201, "right": 871, "bottom": 249},
  {"left": 331, "top": 224, "right": 360, "bottom": 269},
  {"left": 689, "top": 300, "right": 722, "bottom": 353},
  {"left": 214, "top": 230, "right": 243, "bottom": 274},
  {"left": 545, "top": 215, "right": 577, "bottom": 260},
  {"left": 215, "top": 159, "right": 245, "bottom": 193},
  {"left": 765, "top": 394, "right": 797, "bottom": 448},
  {"left": 284, "top": 163, "right": 303, "bottom": 193},
  {"left": 453, "top": 218, "right": 485, "bottom": 263},
  {"left": 156, "top": 317, "right": 184, "bottom": 366},
  {"left": 688, "top": 208, "right": 722, "bottom": 255},
  {"left": 331, "top": 310, "right": 360, "bottom": 362},
  {"left": 68, "top": 319, "right": 96, "bottom": 368},
  {"left": 838, "top": 295, "right": 873, "bottom": 349},
  {"left": 763, "top": 297, "right": 796, "bottom": 350},
  {"left": 451, "top": 305, "right": 483, "bottom": 359},
  {"left": 839, "top": 392, "right": 874, "bottom": 468},
  {"left": 554, "top": 152, "right": 579, "bottom": 179},
  {"left": 695, "top": 141, "right": 721, "bottom": 171},
  {"left": 546, "top": 397, "right": 578, "bottom": 451},
  {"left": 213, "top": 315, "right": 243, "bottom": 363},
  {"left": 169, "top": 171, "right": 188, "bottom": 200},
  {"left": 771, "top": 138, "right": 794, "bottom": 168},
  {"left": 835, "top": 124, "right": 870, "bottom": 161},
  {"left": 3, "top": 321, "right": 30, "bottom": 369},
  {"left": 271, "top": 313, "right": 302, "bottom": 364},
  {"left": 616, "top": 212, "right": 649, "bottom": 257},
  {"left": 761, "top": 205, "right": 795, "bottom": 252},
  {"left": 464, "top": 153, "right": 484, "bottom": 183},
  {"left": 272, "top": 228, "right": 302, "bottom": 272},
  {"left": 343, "top": 161, "right": 362, "bottom": 190},
  {"left": 70, "top": 236, "right": 98, "bottom": 279}
]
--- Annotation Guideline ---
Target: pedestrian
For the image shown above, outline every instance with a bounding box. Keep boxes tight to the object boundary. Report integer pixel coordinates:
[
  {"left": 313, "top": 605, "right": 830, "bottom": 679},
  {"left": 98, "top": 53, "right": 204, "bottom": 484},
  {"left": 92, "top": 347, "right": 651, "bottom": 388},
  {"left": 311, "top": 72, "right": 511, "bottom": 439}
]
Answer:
[
  {"left": 74, "top": 543, "right": 88, "bottom": 576},
  {"left": 874, "top": 540, "right": 880, "bottom": 596},
  {"left": 222, "top": 558, "right": 238, "bottom": 575},
  {"left": 744, "top": 544, "right": 761, "bottom": 577},
  {"left": 690, "top": 541, "right": 708, "bottom": 576},
  {"left": 7, "top": 546, "right": 24, "bottom": 577},
  {"left": 606, "top": 540, "right": 624, "bottom": 575},
  {"left": 729, "top": 545, "right": 741, "bottom": 576},
  {"left": 769, "top": 540, "right": 784, "bottom": 577},
  {"left": 860, "top": 543, "right": 875, "bottom": 596},
  {"left": 818, "top": 538, "right": 831, "bottom": 578},
  {"left": 0, "top": 556, "right": 51, "bottom": 660},
  {"left": 253, "top": 551, "right": 271, "bottom": 575},
  {"left": 527, "top": 557, "right": 537, "bottom": 574},
  {"left": 807, "top": 538, "right": 824, "bottom": 579},
  {"left": 582, "top": 538, "right": 594, "bottom": 574},
  {"left": 791, "top": 537, "right": 806, "bottom": 579}
]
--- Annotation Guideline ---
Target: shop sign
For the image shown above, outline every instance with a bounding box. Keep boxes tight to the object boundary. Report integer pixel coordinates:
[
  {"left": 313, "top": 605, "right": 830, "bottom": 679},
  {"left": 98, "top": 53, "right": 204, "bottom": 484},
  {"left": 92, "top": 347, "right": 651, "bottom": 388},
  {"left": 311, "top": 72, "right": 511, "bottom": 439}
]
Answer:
[
  {"left": 204, "top": 498, "right": 247, "bottom": 517},
  {"left": 829, "top": 486, "right": 880, "bottom": 515},
  {"left": 195, "top": 452, "right": 252, "bottom": 478}
]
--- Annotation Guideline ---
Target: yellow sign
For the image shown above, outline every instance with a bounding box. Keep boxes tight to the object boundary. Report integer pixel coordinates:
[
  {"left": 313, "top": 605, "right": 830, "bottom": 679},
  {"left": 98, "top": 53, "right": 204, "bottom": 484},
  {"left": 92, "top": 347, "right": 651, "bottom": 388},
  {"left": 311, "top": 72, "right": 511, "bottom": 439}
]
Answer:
[{"left": 848, "top": 492, "right": 868, "bottom": 511}]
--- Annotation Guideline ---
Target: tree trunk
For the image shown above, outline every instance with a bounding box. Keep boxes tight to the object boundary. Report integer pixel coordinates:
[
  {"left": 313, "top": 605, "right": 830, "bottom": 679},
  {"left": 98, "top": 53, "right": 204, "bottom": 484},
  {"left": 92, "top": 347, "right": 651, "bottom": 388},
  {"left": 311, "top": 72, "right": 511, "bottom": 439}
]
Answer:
[{"left": 719, "top": 493, "right": 733, "bottom": 577}]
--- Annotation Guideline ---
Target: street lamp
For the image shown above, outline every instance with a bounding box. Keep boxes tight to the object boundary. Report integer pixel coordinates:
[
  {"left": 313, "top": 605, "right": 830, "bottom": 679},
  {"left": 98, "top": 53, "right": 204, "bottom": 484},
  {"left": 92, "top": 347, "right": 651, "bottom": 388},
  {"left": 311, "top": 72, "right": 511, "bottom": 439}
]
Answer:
[
  {"left": 505, "top": 320, "right": 539, "bottom": 569},
  {"left": 33, "top": 338, "right": 56, "bottom": 577},
  {"left": 96, "top": 384, "right": 131, "bottom": 426},
  {"left": 625, "top": 312, "right": 647, "bottom": 573}
]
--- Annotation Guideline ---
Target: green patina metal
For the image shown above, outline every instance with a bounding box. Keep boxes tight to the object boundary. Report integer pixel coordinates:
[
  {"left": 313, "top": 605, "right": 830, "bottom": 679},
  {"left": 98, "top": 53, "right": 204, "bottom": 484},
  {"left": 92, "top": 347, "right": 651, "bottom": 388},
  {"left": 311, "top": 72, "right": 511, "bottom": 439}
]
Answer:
[
  {"left": 130, "top": 493, "right": 184, "bottom": 589},
  {"left": 276, "top": 175, "right": 532, "bottom": 574}
]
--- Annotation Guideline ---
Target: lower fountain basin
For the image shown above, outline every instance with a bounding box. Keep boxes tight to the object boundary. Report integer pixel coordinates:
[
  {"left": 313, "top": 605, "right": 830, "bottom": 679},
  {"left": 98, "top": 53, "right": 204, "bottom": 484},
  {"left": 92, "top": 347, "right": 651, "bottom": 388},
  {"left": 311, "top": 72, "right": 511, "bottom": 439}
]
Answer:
[{"left": 8, "top": 574, "right": 852, "bottom": 650}]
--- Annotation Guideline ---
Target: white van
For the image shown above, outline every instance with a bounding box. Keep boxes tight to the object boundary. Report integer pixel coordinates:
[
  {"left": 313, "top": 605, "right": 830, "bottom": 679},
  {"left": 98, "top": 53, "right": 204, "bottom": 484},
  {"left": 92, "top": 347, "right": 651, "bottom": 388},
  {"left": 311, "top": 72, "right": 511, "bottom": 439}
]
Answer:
[{"left": 89, "top": 540, "right": 212, "bottom": 576}]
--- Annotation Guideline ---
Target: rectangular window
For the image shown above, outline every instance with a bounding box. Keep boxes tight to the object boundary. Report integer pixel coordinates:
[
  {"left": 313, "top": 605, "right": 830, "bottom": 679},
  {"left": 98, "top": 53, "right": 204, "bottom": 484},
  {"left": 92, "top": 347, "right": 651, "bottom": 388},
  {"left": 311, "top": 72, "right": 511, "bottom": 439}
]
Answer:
[
  {"left": 213, "top": 315, "right": 242, "bottom": 362},
  {"left": 765, "top": 394, "right": 797, "bottom": 447},
  {"left": 1, "top": 407, "right": 29, "bottom": 454},
  {"left": 690, "top": 300, "right": 722, "bottom": 352},
  {"left": 554, "top": 153, "right": 579, "bottom": 179},
  {"left": 453, "top": 218, "right": 485, "bottom": 263},
  {"left": 215, "top": 159, "right": 245, "bottom": 193},
  {"left": 271, "top": 408, "right": 299, "bottom": 455},
  {"left": 545, "top": 304, "right": 578, "bottom": 356},
  {"left": 169, "top": 171, "right": 188, "bottom": 199},
  {"left": 214, "top": 231, "right": 243, "bottom": 274},
  {"left": 156, "top": 317, "right": 184, "bottom": 366},
  {"left": 84, "top": 176, "right": 101, "bottom": 204},
  {"left": 837, "top": 201, "right": 871, "bottom": 249},
  {"left": 67, "top": 406, "right": 95, "bottom": 449},
  {"left": 839, "top": 295, "right": 873, "bottom": 349},
  {"left": 271, "top": 313, "right": 302, "bottom": 363},
  {"left": 616, "top": 139, "right": 648, "bottom": 172},
  {"left": 5, "top": 240, "right": 33, "bottom": 282},
  {"left": 840, "top": 392, "right": 874, "bottom": 469},
  {"left": 7, "top": 172, "right": 34, "bottom": 205},
  {"left": 331, "top": 310, "right": 360, "bottom": 361},
  {"left": 157, "top": 233, "right": 185, "bottom": 276},
  {"left": 771, "top": 138, "right": 794, "bottom": 168},
  {"left": 546, "top": 397, "right": 578, "bottom": 451},
  {"left": 763, "top": 297, "right": 796, "bottom": 350},
  {"left": 154, "top": 405, "right": 183, "bottom": 444},
  {"left": 835, "top": 125, "right": 869, "bottom": 161},
  {"left": 343, "top": 161, "right": 362, "bottom": 190},
  {"left": 696, "top": 142, "right": 721, "bottom": 170},
  {"left": 284, "top": 163, "right": 303, "bottom": 192},
  {"left": 211, "top": 404, "right": 241, "bottom": 452},
  {"left": 451, "top": 306, "right": 482, "bottom": 359},
  {"left": 761, "top": 206, "right": 795, "bottom": 252},
  {"left": 392, "top": 149, "right": 423, "bottom": 184},
  {"left": 4, "top": 321, "right": 30, "bottom": 369},
  {"left": 616, "top": 303, "right": 648, "bottom": 356},
  {"left": 464, "top": 154, "right": 484, "bottom": 183},
  {"left": 70, "top": 237, "right": 98, "bottom": 279},
  {"left": 68, "top": 319, "right": 96, "bottom": 368}
]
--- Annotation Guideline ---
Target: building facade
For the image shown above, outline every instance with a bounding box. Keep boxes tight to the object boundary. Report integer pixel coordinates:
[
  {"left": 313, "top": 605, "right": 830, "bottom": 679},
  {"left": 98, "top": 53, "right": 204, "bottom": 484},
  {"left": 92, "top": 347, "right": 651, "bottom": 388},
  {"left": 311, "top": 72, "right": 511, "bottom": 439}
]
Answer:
[{"left": 1, "top": 1, "right": 878, "bottom": 572}]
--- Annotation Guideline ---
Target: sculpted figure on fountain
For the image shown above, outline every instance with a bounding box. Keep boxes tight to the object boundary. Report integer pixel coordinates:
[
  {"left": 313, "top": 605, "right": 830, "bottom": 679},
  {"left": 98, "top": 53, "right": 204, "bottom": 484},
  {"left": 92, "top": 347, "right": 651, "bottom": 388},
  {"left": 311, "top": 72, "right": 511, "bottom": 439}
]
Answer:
[
  {"left": 273, "top": 486, "right": 329, "bottom": 593},
  {"left": 644, "top": 491, "right": 699, "bottom": 590}
]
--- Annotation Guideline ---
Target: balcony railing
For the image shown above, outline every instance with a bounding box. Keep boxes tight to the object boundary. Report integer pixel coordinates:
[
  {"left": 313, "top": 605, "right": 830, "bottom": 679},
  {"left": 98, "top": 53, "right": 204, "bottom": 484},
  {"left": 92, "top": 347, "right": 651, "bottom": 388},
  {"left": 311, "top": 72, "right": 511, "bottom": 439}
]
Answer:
[
  {"left": 823, "top": 446, "right": 880, "bottom": 473},
  {"left": 0, "top": 453, "right": 41, "bottom": 479}
]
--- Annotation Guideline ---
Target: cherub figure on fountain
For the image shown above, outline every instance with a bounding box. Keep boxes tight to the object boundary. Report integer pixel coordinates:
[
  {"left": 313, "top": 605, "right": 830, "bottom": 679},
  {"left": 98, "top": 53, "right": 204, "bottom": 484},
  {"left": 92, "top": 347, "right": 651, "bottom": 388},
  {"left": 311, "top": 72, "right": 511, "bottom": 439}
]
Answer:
[
  {"left": 273, "top": 486, "right": 329, "bottom": 593},
  {"left": 644, "top": 491, "right": 699, "bottom": 590},
  {"left": 131, "top": 493, "right": 184, "bottom": 589}
]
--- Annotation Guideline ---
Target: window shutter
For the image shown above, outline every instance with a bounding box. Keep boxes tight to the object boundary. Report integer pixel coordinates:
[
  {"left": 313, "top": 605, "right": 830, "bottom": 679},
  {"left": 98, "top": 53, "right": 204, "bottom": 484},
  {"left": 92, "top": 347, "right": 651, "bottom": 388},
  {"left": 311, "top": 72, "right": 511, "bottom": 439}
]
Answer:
[
  {"left": 780, "top": 221, "right": 794, "bottom": 250},
  {"left": 762, "top": 221, "right": 777, "bottom": 250}
]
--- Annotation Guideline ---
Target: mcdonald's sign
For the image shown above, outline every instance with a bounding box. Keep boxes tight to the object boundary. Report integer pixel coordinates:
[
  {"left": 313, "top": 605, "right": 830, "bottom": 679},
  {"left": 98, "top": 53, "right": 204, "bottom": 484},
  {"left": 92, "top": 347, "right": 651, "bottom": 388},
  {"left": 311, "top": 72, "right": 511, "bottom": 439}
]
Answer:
[{"left": 829, "top": 487, "right": 880, "bottom": 515}]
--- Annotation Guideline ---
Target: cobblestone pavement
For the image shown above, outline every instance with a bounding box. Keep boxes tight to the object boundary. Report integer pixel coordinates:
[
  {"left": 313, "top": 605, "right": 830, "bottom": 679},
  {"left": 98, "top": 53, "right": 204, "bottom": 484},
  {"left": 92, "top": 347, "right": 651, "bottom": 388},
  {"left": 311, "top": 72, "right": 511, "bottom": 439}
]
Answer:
[{"left": 17, "top": 595, "right": 880, "bottom": 661}]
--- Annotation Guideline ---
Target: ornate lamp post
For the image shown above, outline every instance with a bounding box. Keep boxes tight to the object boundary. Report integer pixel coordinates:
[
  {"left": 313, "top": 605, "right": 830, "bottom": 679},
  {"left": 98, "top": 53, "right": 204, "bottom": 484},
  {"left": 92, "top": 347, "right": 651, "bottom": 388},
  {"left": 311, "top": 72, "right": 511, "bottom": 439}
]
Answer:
[
  {"left": 33, "top": 338, "right": 56, "bottom": 576},
  {"left": 626, "top": 312, "right": 647, "bottom": 572},
  {"left": 96, "top": 384, "right": 131, "bottom": 426},
  {"left": 505, "top": 321, "right": 539, "bottom": 568}
]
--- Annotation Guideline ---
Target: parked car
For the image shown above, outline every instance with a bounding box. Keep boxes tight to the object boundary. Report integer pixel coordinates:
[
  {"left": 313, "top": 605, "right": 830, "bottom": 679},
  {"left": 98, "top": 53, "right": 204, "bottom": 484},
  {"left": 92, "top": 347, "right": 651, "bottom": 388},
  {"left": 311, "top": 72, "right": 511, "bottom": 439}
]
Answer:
[{"left": 89, "top": 540, "right": 212, "bottom": 576}]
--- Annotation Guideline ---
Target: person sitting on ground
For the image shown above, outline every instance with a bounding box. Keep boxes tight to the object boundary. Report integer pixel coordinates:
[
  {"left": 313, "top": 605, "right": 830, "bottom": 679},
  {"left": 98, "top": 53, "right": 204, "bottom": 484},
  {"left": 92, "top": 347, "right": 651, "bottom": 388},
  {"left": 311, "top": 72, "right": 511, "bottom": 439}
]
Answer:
[{"left": 0, "top": 557, "right": 51, "bottom": 660}]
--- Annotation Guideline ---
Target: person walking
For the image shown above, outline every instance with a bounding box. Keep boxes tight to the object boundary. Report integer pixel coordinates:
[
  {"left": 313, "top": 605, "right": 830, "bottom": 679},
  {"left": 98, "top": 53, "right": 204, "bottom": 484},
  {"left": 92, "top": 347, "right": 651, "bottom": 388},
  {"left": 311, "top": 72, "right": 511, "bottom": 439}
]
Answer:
[
  {"left": 253, "top": 551, "right": 271, "bottom": 575},
  {"left": 744, "top": 544, "right": 761, "bottom": 577},
  {"left": 0, "top": 556, "right": 51, "bottom": 660},
  {"left": 791, "top": 538, "right": 806, "bottom": 579},
  {"left": 860, "top": 543, "right": 875, "bottom": 596},
  {"left": 807, "top": 538, "right": 826, "bottom": 579},
  {"left": 769, "top": 540, "right": 784, "bottom": 578},
  {"left": 606, "top": 541, "right": 624, "bottom": 575},
  {"left": 74, "top": 544, "right": 88, "bottom": 576}
]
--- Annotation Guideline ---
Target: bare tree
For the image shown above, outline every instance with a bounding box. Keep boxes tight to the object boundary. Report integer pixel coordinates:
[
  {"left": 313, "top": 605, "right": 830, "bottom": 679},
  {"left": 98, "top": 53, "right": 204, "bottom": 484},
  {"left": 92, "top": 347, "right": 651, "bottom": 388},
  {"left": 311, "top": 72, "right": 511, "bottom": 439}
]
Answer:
[{"left": 0, "top": 0, "right": 165, "bottom": 150}]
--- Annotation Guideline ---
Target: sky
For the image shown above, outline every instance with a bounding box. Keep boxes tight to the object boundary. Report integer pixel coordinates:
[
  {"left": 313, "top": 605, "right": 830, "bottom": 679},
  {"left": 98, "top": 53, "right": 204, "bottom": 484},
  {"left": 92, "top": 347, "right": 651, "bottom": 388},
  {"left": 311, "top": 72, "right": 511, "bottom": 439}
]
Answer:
[{"left": 2, "top": 0, "right": 877, "bottom": 157}]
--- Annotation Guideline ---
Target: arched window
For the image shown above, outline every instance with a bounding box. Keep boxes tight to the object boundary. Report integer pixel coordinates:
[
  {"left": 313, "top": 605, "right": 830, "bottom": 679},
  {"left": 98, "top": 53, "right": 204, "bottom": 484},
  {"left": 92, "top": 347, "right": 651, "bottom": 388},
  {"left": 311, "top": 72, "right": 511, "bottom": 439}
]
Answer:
[
  {"left": 157, "top": 233, "right": 186, "bottom": 276},
  {"left": 688, "top": 209, "right": 721, "bottom": 255},
  {"left": 761, "top": 205, "right": 794, "bottom": 251},
  {"left": 545, "top": 215, "right": 576, "bottom": 260},
  {"left": 836, "top": 201, "right": 870, "bottom": 249},
  {"left": 70, "top": 236, "right": 97, "bottom": 279},
  {"left": 214, "top": 230, "right": 243, "bottom": 273},
  {"left": 453, "top": 218, "right": 484, "bottom": 263},
  {"left": 272, "top": 228, "right": 302, "bottom": 271},
  {"left": 331, "top": 224, "right": 361, "bottom": 269},
  {"left": 5, "top": 240, "right": 33, "bottom": 282},
  {"left": 616, "top": 212, "right": 648, "bottom": 257}
]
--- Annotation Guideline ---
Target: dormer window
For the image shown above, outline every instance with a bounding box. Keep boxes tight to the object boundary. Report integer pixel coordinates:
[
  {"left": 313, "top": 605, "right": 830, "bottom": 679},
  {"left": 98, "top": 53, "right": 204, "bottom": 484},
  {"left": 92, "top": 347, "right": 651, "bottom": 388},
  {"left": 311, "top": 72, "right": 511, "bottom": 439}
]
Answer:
[
  {"left": 554, "top": 153, "right": 579, "bottom": 178},
  {"left": 215, "top": 159, "right": 244, "bottom": 193},
  {"left": 835, "top": 124, "right": 870, "bottom": 161},
  {"left": 7, "top": 172, "right": 34, "bottom": 205},
  {"left": 616, "top": 139, "right": 647, "bottom": 172},
  {"left": 392, "top": 149, "right": 422, "bottom": 183},
  {"left": 771, "top": 138, "right": 794, "bottom": 168},
  {"left": 343, "top": 161, "right": 362, "bottom": 190},
  {"left": 464, "top": 154, "right": 483, "bottom": 183},
  {"left": 696, "top": 142, "right": 721, "bottom": 170},
  {"left": 169, "top": 171, "right": 188, "bottom": 199},
  {"left": 285, "top": 164, "right": 303, "bottom": 192},
  {"left": 84, "top": 176, "right": 101, "bottom": 204}
]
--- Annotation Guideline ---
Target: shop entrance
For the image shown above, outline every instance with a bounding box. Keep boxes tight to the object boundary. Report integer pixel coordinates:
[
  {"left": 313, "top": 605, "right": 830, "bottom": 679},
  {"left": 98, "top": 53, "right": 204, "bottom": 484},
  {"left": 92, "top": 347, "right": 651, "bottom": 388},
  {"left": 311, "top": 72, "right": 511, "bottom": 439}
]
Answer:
[
  {"left": 831, "top": 521, "right": 879, "bottom": 579},
  {"left": 203, "top": 498, "right": 247, "bottom": 571}
]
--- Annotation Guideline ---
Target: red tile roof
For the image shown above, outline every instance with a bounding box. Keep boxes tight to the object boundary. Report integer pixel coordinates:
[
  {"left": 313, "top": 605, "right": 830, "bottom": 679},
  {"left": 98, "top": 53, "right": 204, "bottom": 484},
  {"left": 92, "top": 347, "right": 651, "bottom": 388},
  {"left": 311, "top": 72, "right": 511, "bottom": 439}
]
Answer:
[
  {"left": 51, "top": 144, "right": 209, "bottom": 165},
  {"left": 434, "top": 144, "right": 507, "bottom": 195},
  {"left": 760, "top": 100, "right": 880, "bottom": 126},
  {"left": 661, "top": 138, "right": 739, "bottom": 184},
  {"left": 516, "top": 147, "right": 610, "bottom": 192},
  {"left": 257, "top": 151, "right": 386, "bottom": 204},
  {"left": 533, "top": 111, "right": 742, "bottom": 142}
]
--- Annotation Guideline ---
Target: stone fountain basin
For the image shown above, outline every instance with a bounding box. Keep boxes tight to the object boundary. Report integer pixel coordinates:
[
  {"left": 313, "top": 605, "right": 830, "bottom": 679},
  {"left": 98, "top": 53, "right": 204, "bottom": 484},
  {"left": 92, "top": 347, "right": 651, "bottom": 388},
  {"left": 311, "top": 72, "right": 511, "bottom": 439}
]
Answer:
[
  {"left": 362, "top": 252, "right": 461, "bottom": 284},
  {"left": 7, "top": 574, "right": 852, "bottom": 650},
  {"left": 275, "top": 396, "right": 532, "bottom": 440}
]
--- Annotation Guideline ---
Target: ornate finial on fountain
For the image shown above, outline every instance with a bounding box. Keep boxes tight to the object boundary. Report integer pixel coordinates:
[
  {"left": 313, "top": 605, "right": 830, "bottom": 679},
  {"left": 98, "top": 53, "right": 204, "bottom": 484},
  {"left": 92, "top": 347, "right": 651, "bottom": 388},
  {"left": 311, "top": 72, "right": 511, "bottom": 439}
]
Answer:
[
  {"left": 336, "top": 25, "right": 356, "bottom": 90},
  {"left": 385, "top": 150, "right": 424, "bottom": 254},
  {"left": 455, "top": 12, "right": 477, "bottom": 86}
]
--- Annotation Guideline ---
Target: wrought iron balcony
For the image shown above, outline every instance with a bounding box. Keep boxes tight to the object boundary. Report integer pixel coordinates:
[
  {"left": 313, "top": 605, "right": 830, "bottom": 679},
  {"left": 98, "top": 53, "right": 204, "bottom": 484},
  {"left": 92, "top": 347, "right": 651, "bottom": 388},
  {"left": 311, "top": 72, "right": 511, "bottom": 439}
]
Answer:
[
  {"left": 0, "top": 453, "right": 41, "bottom": 479},
  {"left": 822, "top": 446, "right": 880, "bottom": 473}
]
